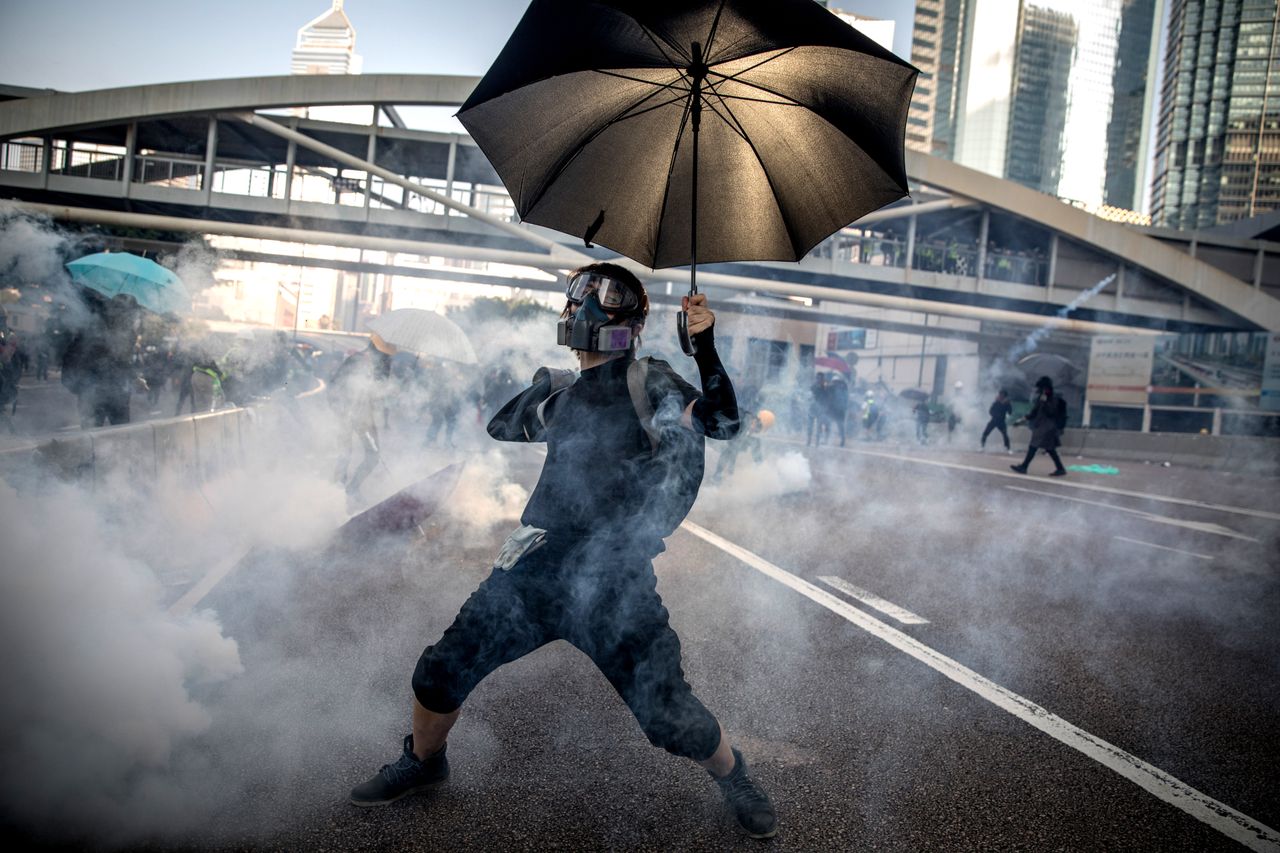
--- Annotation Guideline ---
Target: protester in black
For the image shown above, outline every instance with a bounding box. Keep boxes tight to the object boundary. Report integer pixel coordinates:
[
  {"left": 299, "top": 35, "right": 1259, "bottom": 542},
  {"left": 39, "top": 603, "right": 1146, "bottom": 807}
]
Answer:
[
  {"left": 350, "top": 263, "right": 778, "bottom": 839},
  {"left": 331, "top": 336, "right": 395, "bottom": 502},
  {"left": 1011, "top": 376, "right": 1068, "bottom": 476},
  {"left": 981, "top": 389, "right": 1013, "bottom": 452}
]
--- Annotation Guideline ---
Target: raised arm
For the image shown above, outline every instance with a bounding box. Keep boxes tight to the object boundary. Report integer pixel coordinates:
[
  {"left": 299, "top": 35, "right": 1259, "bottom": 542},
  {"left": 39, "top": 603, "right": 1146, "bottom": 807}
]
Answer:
[{"left": 678, "top": 294, "right": 740, "bottom": 440}]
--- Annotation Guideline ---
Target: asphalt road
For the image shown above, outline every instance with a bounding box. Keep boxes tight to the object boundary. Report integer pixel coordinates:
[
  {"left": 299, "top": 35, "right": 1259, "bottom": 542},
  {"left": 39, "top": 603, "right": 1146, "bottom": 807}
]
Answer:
[
  {"left": 113, "top": 430, "right": 1269, "bottom": 853},
  {"left": 11, "top": 427, "right": 1274, "bottom": 852}
]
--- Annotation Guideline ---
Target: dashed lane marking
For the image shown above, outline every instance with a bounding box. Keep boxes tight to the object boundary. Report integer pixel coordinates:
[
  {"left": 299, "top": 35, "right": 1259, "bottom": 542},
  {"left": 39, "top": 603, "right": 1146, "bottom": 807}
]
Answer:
[
  {"left": 681, "top": 520, "right": 1280, "bottom": 853},
  {"left": 782, "top": 440, "right": 1280, "bottom": 522},
  {"left": 818, "top": 575, "right": 930, "bottom": 624},
  {"left": 1113, "top": 536, "right": 1214, "bottom": 561},
  {"left": 1004, "top": 485, "right": 1258, "bottom": 542}
]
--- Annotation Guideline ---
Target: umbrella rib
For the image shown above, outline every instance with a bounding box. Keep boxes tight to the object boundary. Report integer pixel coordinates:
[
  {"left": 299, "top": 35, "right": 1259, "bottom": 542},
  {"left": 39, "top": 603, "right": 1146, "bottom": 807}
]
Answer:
[
  {"left": 712, "top": 46, "right": 800, "bottom": 85},
  {"left": 700, "top": 85, "right": 804, "bottom": 259},
  {"left": 703, "top": 0, "right": 730, "bottom": 60},
  {"left": 593, "top": 68, "right": 690, "bottom": 96},
  {"left": 518, "top": 81, "right": 688, "bottom": 218},
  {"left": 650, "top": 91, "right": 697, "bottom": 266}
]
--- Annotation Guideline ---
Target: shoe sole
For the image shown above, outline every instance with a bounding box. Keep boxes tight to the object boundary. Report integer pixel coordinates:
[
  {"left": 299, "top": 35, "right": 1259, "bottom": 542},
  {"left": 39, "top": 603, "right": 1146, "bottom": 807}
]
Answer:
[{"left": 348, "top": 778, "right": 447, "bottom": 808}]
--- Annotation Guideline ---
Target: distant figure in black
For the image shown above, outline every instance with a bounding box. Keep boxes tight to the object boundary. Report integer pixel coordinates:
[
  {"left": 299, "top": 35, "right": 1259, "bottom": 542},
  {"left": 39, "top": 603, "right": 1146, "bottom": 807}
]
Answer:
[
  {"left": 1011, "top": 376, "right": 1068, "bottom": 476},
  {"left": 60, "top": 293, "right": 140, "bottom": 428},
  {"left": 981, "top": 389, "right": 1013, "bottom": 453},
  {"left": 825, "top": 373, "right": 849, "bottom": 447},
  {"left": 914, "top": 399, "right": 930, "bottom": 445}
]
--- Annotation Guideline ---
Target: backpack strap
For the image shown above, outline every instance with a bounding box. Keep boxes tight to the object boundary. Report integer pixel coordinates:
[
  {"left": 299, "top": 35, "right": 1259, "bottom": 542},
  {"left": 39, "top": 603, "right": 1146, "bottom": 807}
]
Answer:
[
  {"left": 627, "top": 357, "right": 662, "bottom": 452},
  {"left": 535, "top": 387, "right": 568, "bottom": 430}
]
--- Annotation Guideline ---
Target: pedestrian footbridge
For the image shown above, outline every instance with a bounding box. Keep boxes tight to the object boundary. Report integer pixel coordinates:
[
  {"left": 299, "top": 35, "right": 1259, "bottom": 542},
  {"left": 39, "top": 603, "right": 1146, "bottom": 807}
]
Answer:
[{"left": 2, "top": 74, "right": 1279, "bottom": 334}]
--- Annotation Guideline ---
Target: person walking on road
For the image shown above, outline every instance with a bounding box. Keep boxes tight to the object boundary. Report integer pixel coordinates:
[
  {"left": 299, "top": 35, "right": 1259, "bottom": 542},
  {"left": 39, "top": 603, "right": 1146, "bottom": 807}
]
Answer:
[
  {"left": 807, "top": 372, "right": 830, "bottom": 447},
  {"left": 981, "top": 389, "right": 1013, "bottom": 453},
  {"left": 331, "top": 334, "right": 395, "bottom": 503},
  {"left": 349, "top": 262, "right": 777, "bottom": 839},
  {"left": 826, "top": 373, "right": 849, "bottom": 447},
  {"left": 914, "top": 399, "right": 930, "bottom": 445},
  {"left": 1011, "top": 376, "right": 1068, "bottom": 476}
]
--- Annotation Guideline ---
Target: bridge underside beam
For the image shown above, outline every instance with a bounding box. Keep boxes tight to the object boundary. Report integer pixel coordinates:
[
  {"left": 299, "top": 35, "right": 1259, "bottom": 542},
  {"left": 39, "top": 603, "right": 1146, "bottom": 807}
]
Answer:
[{"left": 3, "top": 199, "right": 1177, "bottom": 336}]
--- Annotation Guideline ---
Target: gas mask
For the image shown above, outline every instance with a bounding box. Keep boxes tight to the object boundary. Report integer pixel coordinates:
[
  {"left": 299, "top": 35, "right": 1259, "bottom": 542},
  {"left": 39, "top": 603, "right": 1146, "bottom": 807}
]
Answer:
[{"left": 557, "top": 270, "right": 644, "bottom": 353}]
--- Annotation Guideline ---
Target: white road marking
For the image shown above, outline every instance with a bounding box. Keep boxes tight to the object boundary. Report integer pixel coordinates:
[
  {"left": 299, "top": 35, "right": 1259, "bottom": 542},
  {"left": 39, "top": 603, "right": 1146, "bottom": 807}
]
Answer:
[
  {"left": 784, "top": 439, "right": 1280, "bottom": 522},
  {"left": 1004, "top": 485, "right": 1257, "bottom": 542},
  {"left": 1112, "top": 536, "right": 1214, "bottom": 561},
  {"left": 168, "top": 551, "right": 248, "bottom": 617},
  {"left": 818, "top": 575, "right": 930, "bottom": 624},
  {"left": 680, "top": 520, "right": 1280, "bottom": 853}
]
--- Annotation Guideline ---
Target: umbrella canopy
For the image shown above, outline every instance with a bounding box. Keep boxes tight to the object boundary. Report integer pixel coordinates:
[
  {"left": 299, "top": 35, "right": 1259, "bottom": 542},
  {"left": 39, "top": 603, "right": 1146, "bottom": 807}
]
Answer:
[
  {"left": 814, "top": 354, "right": 852, "bottom": 375},
  {"left": 366, "top": 309, "right": 478, "bottom": 365},
  {"left": 898, "top": 388, "right": 929, "bottom": 402},
  {"left": 65, "top": 252, "right": 191, "bottom": 315},
  {"left": 457, "top": 0, "right": 918, "bottom": 271},
  {"left": 1015, "top": 353, "right": 1083, "bottom": 388}
]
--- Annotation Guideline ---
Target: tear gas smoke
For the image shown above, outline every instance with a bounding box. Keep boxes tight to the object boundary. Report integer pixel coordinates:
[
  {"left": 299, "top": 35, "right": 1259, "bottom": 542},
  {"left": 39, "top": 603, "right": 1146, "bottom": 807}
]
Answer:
[{"left": 1005, "top": 272, "right": 1117, "bottom": 365}]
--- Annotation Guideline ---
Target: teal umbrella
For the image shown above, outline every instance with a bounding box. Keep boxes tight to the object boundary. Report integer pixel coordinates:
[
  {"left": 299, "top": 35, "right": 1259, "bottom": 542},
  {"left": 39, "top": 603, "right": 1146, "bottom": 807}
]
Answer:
[{"left": 65, "top": 252, "right": 191, "bottom": 315}]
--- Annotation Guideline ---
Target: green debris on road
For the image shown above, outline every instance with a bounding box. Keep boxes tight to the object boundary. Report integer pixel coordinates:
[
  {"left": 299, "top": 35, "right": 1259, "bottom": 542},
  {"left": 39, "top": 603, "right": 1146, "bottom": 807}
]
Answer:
[{"left": 1067, "top": 464, "right": 1120, "bottom": 475}]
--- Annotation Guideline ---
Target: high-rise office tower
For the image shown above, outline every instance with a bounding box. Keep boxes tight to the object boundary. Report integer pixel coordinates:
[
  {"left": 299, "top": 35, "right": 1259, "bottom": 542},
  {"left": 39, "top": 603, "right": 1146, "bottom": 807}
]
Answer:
[
  {"left": 1151, "top": 0, "right": 1280, "bottom": 228},
  {"left": 907, "top": 0, "right": 971, "bottom": 157},
  {"left": 908, "top": 0, "right": 1159, "bottom": 213},
  {"left": 1006, "top": 6, "right": 1077, "bottom": 194},
  {"left": 291, "top": 0, "right": 362, "bottom": 76}
]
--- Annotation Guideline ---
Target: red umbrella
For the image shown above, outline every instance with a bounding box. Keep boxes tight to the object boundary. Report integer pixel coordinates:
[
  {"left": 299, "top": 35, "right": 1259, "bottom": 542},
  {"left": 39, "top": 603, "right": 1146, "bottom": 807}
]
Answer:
[{"left": 815, "top": 354, "right": 852, "bottom": 375}]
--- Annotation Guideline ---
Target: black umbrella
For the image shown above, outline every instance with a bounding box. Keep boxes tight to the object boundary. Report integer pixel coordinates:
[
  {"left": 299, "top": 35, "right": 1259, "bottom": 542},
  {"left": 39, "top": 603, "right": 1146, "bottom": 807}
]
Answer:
[{"left": 458, "top": 0, "right": 918, "bottom": 353}]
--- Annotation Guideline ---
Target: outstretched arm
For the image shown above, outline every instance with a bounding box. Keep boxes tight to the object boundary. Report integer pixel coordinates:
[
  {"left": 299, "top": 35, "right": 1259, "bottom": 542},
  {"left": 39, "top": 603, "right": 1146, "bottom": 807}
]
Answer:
[{"left": 679, "top": 294, "right": 740, "bottom": 440}]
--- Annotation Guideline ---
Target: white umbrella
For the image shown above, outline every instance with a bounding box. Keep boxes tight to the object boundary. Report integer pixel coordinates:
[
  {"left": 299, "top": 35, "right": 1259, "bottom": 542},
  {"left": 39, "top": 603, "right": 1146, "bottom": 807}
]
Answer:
[{"left": 366, "top": 309, "right": 477, "bottom": 365}]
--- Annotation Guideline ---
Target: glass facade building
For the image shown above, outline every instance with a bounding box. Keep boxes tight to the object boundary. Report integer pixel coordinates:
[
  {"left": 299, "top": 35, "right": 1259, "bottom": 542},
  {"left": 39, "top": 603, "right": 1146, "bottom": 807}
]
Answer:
[
  {"left": 908, "top": 0, "right": 1160, "bottom": 213},
  {"left": 1151, "top": 0, "right": 1280, "bottom": 228}
]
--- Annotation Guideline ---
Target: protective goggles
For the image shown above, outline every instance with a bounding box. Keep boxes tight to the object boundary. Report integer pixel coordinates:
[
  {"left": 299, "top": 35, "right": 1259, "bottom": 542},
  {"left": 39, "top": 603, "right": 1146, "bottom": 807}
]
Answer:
[{"left": 565, "top": 271, "right": 641, "bottom": 313}]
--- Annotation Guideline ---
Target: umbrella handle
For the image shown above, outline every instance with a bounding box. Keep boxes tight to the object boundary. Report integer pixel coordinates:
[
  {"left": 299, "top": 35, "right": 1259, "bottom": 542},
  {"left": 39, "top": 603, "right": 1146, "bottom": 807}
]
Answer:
[{"left": 677, "top": 310, "right": 696, "bottom": 356}]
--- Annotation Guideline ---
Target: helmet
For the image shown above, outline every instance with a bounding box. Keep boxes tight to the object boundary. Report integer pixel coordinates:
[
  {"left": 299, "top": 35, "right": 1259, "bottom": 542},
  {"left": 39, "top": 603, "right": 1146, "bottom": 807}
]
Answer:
[{"left": 756, "top": 409, "right": 776, "bottom": 430}]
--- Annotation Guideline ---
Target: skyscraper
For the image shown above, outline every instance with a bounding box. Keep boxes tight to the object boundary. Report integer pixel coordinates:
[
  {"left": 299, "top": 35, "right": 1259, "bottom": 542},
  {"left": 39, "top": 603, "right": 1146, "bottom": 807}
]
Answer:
[
  {"left": 1005, "top": 6, "right": 1077, "bottom": 194},
  {"left": 290, "top": 0, "right": 362, "bottom": 76},
  {"left": 1150, "top": 0, "right": 1280, "bottom": 228},
  {"left": 908, "top": 0, "right": 1160, "bottom": 213},
  {"left": 907, "top": 0, "right": 971, "bottom": 157}
]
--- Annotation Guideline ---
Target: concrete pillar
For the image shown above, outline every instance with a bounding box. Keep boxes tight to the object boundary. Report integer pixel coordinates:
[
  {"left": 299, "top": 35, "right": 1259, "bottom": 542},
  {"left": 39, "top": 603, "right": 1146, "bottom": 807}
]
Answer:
[
  {"left": 40, "top": 136, "right": 51, "bottom": 189},
  {"left": 365, "top": 132, "right": 376, "bottom": 212},
  {"left": 283, "top": 135, "right": 297, "bottom": 204},
  {"left": 1082, "top": 399, "right": 1092, "bottom": 428},
  {"left": 1212, "top": 407, "right": 1222, "bottom": 436},
  {"left": 202, "top": 117, "right": 218, "bottom": 204},
  {"left": 1046, "top": 233, "right": 1058, "bottom": 296},
  {"left": 976, "top": 209, "right": 989, "bottom": 285},
  {"left": 122, "top": 122, "right": 136, "bottom": 198},
  {"left": 906, "top": 213, "right": 917, "bottom": 271},
  {"left": 444, "top": 137, "right": 458, "bottom": 216},
  {"left": 1141, "top": 404, "right": 1152, "bottom": 433}
]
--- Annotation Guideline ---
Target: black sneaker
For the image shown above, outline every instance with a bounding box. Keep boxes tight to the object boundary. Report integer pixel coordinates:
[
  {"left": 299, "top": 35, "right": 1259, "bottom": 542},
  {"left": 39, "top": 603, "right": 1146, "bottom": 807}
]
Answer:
[
  {"left": 1049, "top": 469, "right": 1068, "bottom": 477},
  {"left": 711, "top": 748, "right": 778, "bottom": 839},
  {"left": 1009, "top": 464, "right": 1028, "bottom": 474},
  {"left": 349, "top": 735, "right": 449, "bottom": 807}
]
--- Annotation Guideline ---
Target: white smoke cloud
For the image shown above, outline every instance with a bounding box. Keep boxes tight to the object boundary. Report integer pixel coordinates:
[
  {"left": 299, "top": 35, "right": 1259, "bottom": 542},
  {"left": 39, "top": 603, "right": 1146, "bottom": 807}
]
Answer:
[{"left": 0, "top": 481, "right": 242, "bottom": 836}]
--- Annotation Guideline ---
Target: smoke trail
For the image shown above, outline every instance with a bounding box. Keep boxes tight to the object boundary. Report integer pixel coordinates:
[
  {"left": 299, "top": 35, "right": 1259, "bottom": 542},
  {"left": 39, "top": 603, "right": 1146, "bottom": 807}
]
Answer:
[{"left": 1005, "top": 272, "right": 1116, "bottom": 365}]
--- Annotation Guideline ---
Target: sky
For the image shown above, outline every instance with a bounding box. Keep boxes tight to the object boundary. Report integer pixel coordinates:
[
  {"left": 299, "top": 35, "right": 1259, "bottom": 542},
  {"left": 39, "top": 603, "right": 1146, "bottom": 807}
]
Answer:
[{"left": 0, "top": 0, "right": 916, "bottom": 94}]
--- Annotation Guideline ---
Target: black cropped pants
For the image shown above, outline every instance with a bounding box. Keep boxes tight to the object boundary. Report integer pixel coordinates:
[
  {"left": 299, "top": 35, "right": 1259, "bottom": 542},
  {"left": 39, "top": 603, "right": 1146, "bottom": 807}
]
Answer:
[{"left": 412, "top": 535, "right": 721, "bottom": 762}]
